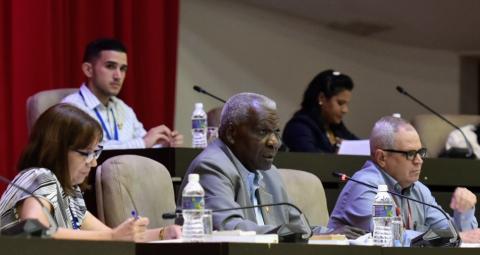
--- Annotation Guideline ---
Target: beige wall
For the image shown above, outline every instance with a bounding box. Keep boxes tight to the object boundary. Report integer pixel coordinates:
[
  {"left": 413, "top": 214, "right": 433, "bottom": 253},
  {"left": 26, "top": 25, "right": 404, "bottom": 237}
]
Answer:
[{"left": 175, "top": 0, "right": 460, "bottom": 144}]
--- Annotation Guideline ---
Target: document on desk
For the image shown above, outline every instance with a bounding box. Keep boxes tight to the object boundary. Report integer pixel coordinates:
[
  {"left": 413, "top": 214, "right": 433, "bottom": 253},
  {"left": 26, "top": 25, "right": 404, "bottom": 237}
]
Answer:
[
  {"left": 461, "top": 243, "right": 480, "bottom": 248},
  {"left": 209, "top": 231, "right": 278, "bottom": 243},
  {"left": 308, "top": 234, "right": 349, "bottom": 245},
  {"left": 338, "top": 139, "right": 370, "bottom": 156},
  {"left": 149, "top": 230, "right": 278, "bottom": 244}
]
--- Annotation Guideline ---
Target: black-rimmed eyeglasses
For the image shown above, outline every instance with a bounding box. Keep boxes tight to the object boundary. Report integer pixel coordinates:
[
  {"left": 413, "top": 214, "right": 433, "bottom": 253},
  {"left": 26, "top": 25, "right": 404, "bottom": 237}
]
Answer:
[
  {"left": 382, "top": 148, "right": 427, "bottom": 160},
  {"left": 75, "top": 145, "right": 103, "bottom": 163}
]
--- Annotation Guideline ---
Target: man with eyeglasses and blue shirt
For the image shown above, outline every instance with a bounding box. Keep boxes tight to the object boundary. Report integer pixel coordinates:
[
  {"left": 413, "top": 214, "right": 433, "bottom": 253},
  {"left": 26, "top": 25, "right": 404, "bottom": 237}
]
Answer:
[{"left": 328, "top": 116, "right": 478, "bottom": 241}]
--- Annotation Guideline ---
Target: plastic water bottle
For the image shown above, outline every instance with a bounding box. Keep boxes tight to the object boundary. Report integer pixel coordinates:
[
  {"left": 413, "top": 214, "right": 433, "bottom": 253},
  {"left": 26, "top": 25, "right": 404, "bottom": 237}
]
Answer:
[
  {"left": 191, "top": 103, "right": 207, "bottom": 148},
  {"left": 182, "top": 174, "right": 205, "bottom": 241},
  {"left": 372, "top": 184, "right": 395, "bottom": 247}
]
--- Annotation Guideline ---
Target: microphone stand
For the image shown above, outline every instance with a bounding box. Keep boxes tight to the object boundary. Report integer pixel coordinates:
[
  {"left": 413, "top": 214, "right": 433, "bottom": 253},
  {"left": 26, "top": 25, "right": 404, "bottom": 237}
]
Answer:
[
  {"left": 163, "top": 202, "right": 313, "bottom": 242},
  {"left": 193, "top": 85, "right": 226, "bottom": 103},
  {"left": 396, "top": 86, "right": 475, "bottom": 159},
  {"left": 333, "top": 172, "right": 461, "bottom": 247}
]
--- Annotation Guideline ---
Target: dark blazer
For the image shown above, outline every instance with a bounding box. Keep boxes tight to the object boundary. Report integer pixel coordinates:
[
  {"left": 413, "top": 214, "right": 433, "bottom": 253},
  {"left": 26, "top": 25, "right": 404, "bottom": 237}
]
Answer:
[{"left": 282, "top": 111, "right": 358, "bottom": 153}]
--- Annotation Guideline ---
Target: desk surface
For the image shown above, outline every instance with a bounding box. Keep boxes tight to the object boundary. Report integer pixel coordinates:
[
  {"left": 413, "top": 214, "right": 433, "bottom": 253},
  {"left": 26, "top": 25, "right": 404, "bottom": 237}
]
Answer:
[{"left": 1, "top": 236, "right": 479, "bottom": 255}]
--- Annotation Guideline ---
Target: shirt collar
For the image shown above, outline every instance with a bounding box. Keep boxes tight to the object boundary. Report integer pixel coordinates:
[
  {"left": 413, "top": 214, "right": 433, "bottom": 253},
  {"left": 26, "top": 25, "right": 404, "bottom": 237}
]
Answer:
[
  {"left": 79, "top": 83, "right": 117, "bottom": 110},
  {"left": 374, "top": 161, "right": 414, "bottom": 195}
]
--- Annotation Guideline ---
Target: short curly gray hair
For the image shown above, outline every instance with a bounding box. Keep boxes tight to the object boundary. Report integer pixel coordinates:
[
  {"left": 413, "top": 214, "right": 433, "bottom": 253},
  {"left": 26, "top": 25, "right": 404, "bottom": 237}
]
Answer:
[{"left": 218, "top": 92, "right": 276, "bottom": 138}]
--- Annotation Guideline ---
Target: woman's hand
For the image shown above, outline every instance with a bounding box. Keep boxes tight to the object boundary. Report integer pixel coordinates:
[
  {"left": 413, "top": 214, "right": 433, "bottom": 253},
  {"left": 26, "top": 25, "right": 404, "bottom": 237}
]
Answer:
[
  {"left": 162, "top": 225, "right": 182, "bottom": 240},
  {"left": 112, "top": 217, "right": 149, "bottom": 242}
]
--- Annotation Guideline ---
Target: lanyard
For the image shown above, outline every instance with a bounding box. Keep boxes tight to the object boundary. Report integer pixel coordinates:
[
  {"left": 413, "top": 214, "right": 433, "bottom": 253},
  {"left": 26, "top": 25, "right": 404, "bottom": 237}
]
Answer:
[
  {"left": 94, "top": 108, "right": 119, "bottom": 140},
  {"left": 392, "top": 193, "right": 414, "bottom": 230},
  {"left": 79, "top": 91, "right": 119, "bottom": 140},
  {"left": 68, "top": 204, "right": 80, "bottom": 230}
]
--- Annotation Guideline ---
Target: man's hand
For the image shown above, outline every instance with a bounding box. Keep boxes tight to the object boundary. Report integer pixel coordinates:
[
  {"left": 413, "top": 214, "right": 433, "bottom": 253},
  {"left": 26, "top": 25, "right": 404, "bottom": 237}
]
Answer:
[
  {"left": 143, "top": 125, "right": 184, "bottom": 148},
  {"left": 450, "top": 187, "right": 477, "bottom": 213},
  {"left": 329, "top": 225, "right": 367, "bottom": 239},
  {"left": 460, "top": 228, "right": 480, "bottom": 243},
  {"left": 143, "top": 125, "right": 172, "bottom": 148},
  {"left": 170, "top": 131, "right": 184, "bottom": 147}
]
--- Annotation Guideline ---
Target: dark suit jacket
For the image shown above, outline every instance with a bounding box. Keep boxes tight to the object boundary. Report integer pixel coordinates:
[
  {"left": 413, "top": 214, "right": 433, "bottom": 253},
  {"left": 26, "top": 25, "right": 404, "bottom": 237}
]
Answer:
[{"left": 282, "top": 111, "right": 358, "bottom": 153}]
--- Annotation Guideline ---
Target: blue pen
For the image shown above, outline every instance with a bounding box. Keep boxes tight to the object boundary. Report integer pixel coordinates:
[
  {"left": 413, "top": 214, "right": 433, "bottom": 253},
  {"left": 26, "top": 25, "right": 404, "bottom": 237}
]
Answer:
[{"left": 131, "top": 210, "right": 139, "bottom": 220}]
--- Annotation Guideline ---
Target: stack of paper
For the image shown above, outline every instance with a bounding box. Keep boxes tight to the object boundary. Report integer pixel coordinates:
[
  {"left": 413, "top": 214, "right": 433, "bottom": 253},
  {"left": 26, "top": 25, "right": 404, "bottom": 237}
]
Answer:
[
  {"left": 209, "top": 230, "right": 278, "bottom": 243},
  {"left": 308, "top": 234, "right": 349, "bottom": 245}
]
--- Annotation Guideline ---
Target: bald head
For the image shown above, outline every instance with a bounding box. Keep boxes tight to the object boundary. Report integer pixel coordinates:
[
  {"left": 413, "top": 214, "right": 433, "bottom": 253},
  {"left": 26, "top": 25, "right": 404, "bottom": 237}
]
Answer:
[{"left": 369, "top": 116, "right": 417, "bottom": 155}]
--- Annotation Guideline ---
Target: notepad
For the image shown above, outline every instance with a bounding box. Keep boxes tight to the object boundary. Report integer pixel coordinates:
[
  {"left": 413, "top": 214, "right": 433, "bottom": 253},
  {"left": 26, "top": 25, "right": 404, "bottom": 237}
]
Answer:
[{"left": 338, "top": 139, "right": 370, "bottom": 156}]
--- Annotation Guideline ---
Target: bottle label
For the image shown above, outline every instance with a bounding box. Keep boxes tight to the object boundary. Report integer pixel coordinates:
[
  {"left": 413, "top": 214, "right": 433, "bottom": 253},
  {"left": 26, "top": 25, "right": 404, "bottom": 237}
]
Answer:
[
  {"left": 192, "top": 118, "right": 206, "bottom": 129},
  {"left": 182, "top": 196, "right": 205, "bottom": 210},
  {"left": 373, "top": 204, "right": 394, "bottom": 217}
]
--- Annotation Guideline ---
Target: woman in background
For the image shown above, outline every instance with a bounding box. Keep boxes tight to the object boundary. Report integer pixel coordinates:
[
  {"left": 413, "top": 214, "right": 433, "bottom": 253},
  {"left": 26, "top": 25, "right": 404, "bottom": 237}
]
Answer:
[
  {"left": 283, "top": 69, "right": 358, "bottom": 153},
  {"left": 0, "top": 103, "right": 181, "bottom": 241}
]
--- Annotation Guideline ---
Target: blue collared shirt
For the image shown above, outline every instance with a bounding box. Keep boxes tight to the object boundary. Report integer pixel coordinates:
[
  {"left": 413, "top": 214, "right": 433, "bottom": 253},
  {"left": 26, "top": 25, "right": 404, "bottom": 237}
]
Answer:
[
  {"left": 328, "top": 160, "right": 477, "bottom": 235},
  {"left": 246, "top": 171, "right": 265, "bottom": 225}
]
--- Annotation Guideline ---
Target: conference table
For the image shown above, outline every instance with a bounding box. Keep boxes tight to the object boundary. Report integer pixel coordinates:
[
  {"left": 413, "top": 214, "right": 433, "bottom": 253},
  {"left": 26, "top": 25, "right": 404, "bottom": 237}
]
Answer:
[
  {"left": 87, "top": 147, "right": 480, "bottom": 220},
  {"left": 2, "top": 236, "right": 480, "bottom": 255}
]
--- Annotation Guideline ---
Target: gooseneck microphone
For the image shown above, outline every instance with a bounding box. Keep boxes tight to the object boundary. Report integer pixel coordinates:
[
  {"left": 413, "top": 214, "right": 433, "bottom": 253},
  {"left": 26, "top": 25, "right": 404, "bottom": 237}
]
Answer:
[
  {"left": 163, "top": 202, "right": 313, "bottom": 242},
  {"left": 193, "top": 85, "right": 226, "bottom": 103},
  {"left": 333, "top": 172, "right": 461, "bottom": 247},
  {"left": 396, "top": 86, "right": 475, "bottom": 159},
  {"left": 0, "top": 175, "right": 57, "bottom": 237}
]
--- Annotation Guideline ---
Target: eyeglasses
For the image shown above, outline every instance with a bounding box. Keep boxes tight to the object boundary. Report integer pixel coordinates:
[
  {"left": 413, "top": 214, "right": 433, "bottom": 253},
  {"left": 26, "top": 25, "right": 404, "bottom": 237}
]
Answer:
[
  {"left": 75, "top": 145, "right": 103, "bottom": 163},
  {"left": 382, "top": 148, "right": 427, "bottom": 160}
]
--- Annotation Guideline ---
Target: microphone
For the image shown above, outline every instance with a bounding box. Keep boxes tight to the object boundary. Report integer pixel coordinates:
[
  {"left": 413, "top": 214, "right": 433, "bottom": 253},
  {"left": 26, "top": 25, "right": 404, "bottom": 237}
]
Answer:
[
  {"left": 193, "top": 85, "right": 226, "bottom": 103},
  {"left": 396, "top": 86, "right": 475, "bottom": 159},
  {"left": 0, "top": 175, "right": 57, "bottom": 237},
  {"left": 163, "top": 202, "right": 313, "bottom": 243},
  {"left": 333, "top": 172, "right": 461, "bottom": 247}
]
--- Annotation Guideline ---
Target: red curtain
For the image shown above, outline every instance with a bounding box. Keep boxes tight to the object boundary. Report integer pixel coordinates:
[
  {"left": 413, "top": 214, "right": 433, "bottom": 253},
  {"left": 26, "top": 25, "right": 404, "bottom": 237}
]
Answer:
[{"left": 0, "top": 0, "right": 179, "bottom": 190}]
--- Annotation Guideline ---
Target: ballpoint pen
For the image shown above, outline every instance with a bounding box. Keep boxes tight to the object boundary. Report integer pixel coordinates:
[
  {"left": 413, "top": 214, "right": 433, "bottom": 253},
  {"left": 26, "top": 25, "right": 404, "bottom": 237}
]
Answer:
[{"left": 131, "top": 210, "right": 139, "bottom": 220}]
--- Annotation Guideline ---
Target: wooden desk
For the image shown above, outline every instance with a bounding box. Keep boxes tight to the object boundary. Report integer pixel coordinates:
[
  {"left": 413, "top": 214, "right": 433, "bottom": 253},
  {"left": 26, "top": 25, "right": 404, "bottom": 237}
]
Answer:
[
  {"left": 1, "top": 236, "right": 478, "bottom": 255},
  {"left": 0, "top": 236, "right": 134, "bottom": 255},
  {"left": 88, "top": 148, "right": 480, "bottom": 220}
]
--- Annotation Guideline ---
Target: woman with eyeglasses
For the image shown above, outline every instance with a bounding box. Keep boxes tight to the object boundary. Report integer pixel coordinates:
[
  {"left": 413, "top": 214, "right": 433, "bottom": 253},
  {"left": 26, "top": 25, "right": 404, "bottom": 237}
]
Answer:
[
  {"left": 0, "top": 103, "right": 181, "bottom": 241},
  {"left": 282, "top": 69, "right": 358, "bottom": 153}
]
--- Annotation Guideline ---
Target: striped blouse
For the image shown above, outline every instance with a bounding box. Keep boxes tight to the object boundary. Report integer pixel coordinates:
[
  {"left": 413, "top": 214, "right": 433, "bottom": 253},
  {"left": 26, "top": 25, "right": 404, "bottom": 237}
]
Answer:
[{"left": 0, "top": 168, "right": 87, "bottom": 230}]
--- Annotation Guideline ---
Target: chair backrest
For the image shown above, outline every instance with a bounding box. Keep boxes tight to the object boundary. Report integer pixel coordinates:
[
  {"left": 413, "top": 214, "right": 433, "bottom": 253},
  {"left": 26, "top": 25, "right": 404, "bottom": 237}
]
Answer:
[
  {"left": 26, "top": 88, "right": 78, "bottom": 131},
  {"left": 277, "top": 168, "right": 329, "bottom": 227},
  {"left": 96, "top": 155, "right": 176, "bottom": 228},
  {"left": 411, "top": 114, "right": 480, "bottom": 157}
]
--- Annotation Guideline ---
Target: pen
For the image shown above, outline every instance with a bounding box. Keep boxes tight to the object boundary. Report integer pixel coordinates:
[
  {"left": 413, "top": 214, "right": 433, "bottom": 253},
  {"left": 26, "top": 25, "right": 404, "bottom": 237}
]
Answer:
[{"left": 131, "top": 210, "right": 139, "bottom": 220}]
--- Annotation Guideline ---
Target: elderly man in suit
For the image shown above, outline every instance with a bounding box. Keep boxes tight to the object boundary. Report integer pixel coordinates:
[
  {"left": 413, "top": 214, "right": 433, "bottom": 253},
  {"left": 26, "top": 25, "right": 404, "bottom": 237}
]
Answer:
[{"left": 177, "top": 92, "right": 364, "bottom": 238}]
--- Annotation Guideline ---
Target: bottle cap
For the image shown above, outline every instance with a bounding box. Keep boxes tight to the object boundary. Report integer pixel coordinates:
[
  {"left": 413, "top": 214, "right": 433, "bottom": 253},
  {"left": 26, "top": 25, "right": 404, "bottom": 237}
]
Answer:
[
  {"left": 392, "top": 113, "right": 401, "bottom": 118},
  {"left": 188, "top": 173, "right": 200, "bottom": 182},
  {"left": 195, "top": 103, "right": 203, "bottom": 109},
  {"left": 378, "top": 184, "right": 388, "bottom": 192}
]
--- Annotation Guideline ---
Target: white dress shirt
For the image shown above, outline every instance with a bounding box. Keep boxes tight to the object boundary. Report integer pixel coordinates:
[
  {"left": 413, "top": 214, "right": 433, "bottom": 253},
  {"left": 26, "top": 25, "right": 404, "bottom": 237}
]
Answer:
[{"left": 62, "top": 84, "right": 147, "bottom": 149}]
